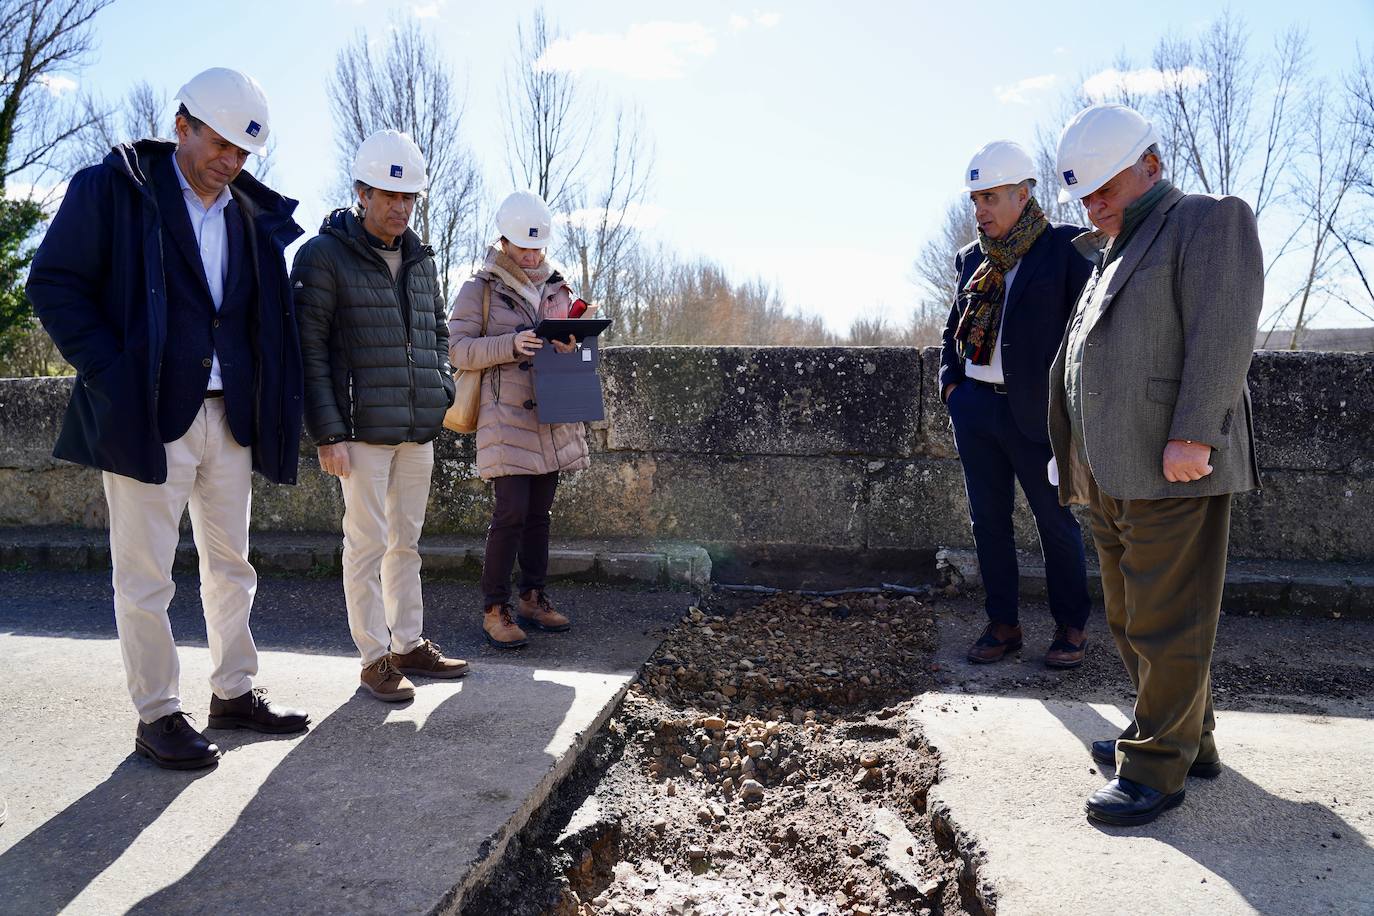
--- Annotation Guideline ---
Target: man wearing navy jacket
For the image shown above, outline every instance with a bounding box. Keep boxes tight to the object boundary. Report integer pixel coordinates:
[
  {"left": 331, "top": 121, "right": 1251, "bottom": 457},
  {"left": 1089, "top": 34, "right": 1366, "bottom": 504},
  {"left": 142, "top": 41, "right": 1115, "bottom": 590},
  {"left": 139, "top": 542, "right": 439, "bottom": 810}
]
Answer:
[
  {"left": 940, "top": 140, "right": 1093, "bottom": 668},
  {"left": 27, "top": 68, "right": 310, "bottom": 770}
]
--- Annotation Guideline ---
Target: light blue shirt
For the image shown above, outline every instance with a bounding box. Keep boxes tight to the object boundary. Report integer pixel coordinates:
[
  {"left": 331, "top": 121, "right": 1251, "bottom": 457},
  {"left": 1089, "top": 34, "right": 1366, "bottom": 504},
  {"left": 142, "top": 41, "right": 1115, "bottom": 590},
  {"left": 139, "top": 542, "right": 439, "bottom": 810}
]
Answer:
[{"left": 170, "top": 154, "right": 232, "bottom": 391}]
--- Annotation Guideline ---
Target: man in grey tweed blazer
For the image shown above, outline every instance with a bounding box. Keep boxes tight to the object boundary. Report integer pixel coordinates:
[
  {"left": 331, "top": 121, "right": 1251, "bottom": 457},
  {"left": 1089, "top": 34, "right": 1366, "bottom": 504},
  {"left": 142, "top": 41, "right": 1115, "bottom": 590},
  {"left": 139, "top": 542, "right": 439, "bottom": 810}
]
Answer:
[{"left": 1047, "top": 104, "right": 1263, "bottom": 826}]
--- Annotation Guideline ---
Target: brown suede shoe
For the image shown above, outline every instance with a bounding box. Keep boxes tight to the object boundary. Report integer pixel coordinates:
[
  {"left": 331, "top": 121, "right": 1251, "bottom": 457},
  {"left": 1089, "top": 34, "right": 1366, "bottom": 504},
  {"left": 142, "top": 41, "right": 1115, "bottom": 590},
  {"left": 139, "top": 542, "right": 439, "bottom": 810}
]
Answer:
[
  {"left": 1044, "top": 625, "right": 1088, "bottom": 669},
  {"left": 361, "top": 656, "right": 415, "bottom": 702},
  {"left": 391, "top": 638, "right": 469, "bottom": 679},
  {"left": 484, "top": 603, "right": 529, "bottom": 649},
  {"left": 967, "top": 623, "right": 1023, "bottom": 663},
  {"left": 517, "top": 589, "right": 571, "bottom": 632}
]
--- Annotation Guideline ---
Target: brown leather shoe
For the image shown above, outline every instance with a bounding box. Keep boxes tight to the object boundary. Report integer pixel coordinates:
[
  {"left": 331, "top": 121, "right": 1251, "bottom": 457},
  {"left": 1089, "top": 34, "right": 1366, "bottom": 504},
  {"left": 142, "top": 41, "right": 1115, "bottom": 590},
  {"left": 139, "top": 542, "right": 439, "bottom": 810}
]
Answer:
[
  {"left": 361, "top": 656, "right": 415, "bottom": 702},
  {"left": 391, "top": 638, "right": 469, "bottom": 679},
  {"left": 1045, "top": 625, "right": 1088, "bottom": 669},
  {"left": 484, "top": 603, "right": 529, "bottom": 649},
  {"left": 517, "top": 589, "right": 571, "bottom": 632},
  {"left": 967, "top": 623, "right": 1023, "bottom": 663}
]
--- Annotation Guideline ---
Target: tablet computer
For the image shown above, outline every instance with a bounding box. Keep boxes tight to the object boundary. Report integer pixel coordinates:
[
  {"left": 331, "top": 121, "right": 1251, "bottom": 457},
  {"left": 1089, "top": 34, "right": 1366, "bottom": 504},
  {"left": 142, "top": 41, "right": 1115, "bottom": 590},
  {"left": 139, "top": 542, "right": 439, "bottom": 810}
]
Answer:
[{"left": 533, "top": 318, "right": 611, "bottom": 342}]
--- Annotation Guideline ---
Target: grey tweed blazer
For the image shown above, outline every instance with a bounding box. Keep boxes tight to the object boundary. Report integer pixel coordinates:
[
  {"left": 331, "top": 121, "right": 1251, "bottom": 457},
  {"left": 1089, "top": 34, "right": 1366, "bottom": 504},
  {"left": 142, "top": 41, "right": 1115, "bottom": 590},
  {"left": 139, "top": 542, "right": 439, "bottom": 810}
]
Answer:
[{"left": 1048, "top": 185, "right": 1264, "bottom": 504}]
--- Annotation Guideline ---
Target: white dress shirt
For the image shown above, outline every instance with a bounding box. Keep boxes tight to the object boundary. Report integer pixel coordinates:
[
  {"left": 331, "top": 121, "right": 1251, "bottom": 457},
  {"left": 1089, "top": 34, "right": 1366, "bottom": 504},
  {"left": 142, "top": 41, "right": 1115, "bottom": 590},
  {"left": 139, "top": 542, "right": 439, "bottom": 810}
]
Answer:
[
  {"left": 964, "top": 260, "right": 1019, "bottom": 386},
  {"left": 170, "top": 154, "right": 232, "bottom": 392}
]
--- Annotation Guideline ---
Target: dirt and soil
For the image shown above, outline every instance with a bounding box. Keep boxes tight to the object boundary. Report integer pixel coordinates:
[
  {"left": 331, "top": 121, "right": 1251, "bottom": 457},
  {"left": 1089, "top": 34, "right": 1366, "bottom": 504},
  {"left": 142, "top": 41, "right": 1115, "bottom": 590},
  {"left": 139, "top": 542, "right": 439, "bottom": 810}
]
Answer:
[
  {"left": 463, "top": 586, "right": 982, "bottom": 916},
  {"left": 460, "top": 584, "right": 1374, "bottom": 916}
]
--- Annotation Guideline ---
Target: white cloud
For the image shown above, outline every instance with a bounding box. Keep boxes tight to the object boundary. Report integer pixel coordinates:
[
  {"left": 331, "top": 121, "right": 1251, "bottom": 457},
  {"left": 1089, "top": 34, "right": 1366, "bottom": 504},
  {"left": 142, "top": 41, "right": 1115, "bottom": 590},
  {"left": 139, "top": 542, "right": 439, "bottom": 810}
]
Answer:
[
  {"left": 410, "top": 1, "right": 441, "bottom": 18},
  {"left": 995, "top": 73, "right": 1058, "bottom": 104},
  {"left": 1082, "top": 66, "right": 1209, "bottom": 100},
  {"left": 536, "top": 22, "right": 717, "bottom": 80},
  {"left": 36, "top": 74, "right": 77, "bottom": 96},
  {"left": 557, "top": 202, "right": 667, "bottom": 231},
  {"left": 729, "top": 11, "right": 782, "bottom": 31}
]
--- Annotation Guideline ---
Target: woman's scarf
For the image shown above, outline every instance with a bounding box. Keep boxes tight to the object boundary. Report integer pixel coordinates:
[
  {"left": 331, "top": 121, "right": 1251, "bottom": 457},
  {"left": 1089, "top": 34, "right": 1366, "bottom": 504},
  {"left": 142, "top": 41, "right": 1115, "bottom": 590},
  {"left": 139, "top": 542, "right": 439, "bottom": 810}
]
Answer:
[
  {"left": 954, "top": 198, "right": 1049, "bottom": 365},
  {"left": 488, "top": 244, "right": 556, "bottom": 314}
]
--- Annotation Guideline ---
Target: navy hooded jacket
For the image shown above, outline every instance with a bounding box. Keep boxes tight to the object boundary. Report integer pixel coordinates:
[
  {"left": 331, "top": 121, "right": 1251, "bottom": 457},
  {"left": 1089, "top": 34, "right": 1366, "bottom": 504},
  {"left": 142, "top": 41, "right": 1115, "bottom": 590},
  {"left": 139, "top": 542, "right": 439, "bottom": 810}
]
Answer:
[{"left": 26, "top": 139, "right": 305, "bottom": 485}]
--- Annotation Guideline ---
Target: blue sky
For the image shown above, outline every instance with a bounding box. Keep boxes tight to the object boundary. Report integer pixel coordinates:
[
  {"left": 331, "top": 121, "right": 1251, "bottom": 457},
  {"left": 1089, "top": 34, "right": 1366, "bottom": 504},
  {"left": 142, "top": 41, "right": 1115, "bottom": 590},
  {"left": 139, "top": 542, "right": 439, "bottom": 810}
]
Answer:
[{"left": 67, "top": 0, "right": 1374, "bottom": 332}]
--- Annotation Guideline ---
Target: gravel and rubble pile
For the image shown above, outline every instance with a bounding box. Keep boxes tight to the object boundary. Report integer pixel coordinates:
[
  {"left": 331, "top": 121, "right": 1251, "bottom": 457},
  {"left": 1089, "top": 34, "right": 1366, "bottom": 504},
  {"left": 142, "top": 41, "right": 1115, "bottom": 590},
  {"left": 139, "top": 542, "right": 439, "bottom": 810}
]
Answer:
[{"left": 462, "top": 589, "right": 982, "bottom": 916}]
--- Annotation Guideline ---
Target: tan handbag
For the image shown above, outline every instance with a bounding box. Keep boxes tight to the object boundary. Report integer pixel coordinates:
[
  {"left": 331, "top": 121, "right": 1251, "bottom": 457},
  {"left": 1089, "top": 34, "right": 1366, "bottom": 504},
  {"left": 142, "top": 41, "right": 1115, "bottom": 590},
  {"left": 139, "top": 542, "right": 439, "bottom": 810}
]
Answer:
[{"left": 442, "top": 282, "right": 490, "bottom": 434}]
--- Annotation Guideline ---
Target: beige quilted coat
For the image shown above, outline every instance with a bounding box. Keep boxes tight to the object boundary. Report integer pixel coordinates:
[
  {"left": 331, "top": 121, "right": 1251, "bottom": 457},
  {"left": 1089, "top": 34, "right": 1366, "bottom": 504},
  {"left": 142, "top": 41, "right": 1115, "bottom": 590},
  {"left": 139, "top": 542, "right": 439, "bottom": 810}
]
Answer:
[{"left": 447, "top": 247, "right": 590, "bottom": 480}]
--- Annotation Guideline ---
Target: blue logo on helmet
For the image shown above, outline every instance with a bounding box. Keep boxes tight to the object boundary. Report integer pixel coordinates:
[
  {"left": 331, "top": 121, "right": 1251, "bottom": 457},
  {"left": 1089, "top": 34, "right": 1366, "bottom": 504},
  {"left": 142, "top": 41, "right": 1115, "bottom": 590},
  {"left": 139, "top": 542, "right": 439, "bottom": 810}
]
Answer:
[
  {"left": 246, "top": 120, "right": 261, "bottom": 138},
  {"left": 969, "top": 168, "right": 980, "bottom": 181},
  {"left": 1064, "top": 169, "right": 1078, "bottom": 185},
  {"left": 390, "top": 164, "right": 404, "bottom": 178},
  {"left": 529, "top": 227, "right": 539, "bottom": 238}
]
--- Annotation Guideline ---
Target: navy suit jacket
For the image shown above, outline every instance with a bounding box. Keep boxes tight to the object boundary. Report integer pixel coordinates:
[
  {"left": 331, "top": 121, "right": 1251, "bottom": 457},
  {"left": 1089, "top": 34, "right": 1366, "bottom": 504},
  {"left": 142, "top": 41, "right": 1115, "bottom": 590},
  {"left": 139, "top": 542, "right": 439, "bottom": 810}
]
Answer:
[{"left": 939, "top": 222, "right": 1092, "bottom": 443}]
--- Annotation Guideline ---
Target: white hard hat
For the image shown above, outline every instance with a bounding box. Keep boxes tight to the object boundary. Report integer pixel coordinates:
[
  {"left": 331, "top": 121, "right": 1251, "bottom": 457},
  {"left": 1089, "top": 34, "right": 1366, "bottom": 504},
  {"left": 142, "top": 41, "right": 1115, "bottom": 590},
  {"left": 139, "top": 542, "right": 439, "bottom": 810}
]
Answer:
[
  {"left": 175, "top": 67, "right": 271, "bottom": 156},
  {"left": 964, "top": 140, "right": 1036, "bottom": 192},
  {"left": 352, "top": 129, "right": 428, "bottom": 193},
  {"left": 496, "top": 190, "right": 554, "bottom": 249},
  {"left": 1055, "top": 103, "right": 1160, "bottom": 203}
]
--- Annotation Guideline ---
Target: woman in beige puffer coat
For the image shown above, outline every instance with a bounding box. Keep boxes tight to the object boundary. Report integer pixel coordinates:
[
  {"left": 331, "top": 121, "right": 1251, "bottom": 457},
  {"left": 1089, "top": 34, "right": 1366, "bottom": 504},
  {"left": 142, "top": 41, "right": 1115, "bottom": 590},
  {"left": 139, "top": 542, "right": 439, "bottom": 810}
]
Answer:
[{"left": 448, "top": 191, "right": 591, "bottom": 648}]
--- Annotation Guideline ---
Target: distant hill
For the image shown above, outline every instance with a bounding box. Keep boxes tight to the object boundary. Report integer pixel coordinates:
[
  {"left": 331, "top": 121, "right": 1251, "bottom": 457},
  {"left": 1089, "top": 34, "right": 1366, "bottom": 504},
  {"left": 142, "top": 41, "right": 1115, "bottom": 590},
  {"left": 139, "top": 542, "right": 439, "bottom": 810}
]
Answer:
[{"left": 1255, "top": 327, "right": 1374, "bottom": 351}]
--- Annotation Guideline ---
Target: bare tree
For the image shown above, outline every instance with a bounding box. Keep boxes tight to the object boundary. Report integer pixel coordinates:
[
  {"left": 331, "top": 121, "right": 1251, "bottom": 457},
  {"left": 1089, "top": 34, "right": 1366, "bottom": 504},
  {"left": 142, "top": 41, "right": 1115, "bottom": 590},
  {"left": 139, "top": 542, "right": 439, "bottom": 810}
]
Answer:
[
  {"left": 328, "top": 18, "right": 484, "bottom": 301},
  {"left": 0, "top": 0, "right": 115, "bottom": 194},
  {"left": 504, "top": 7, "right": 592, "bottom": 209},
  {"left": 1259, "top": 82, "right": 1369, "bottom": 348},
  {"left": 503, "top": 7, "right": 654, "bottom": 339},
  {"left": 73, "top": 79, "right": 168, "bottom": 166},
  {"left": 912, "top": 197, "right": 977, "bottom": 318},
  {"left": 560, "top": 106, "right": 653, "bottom": 333}
]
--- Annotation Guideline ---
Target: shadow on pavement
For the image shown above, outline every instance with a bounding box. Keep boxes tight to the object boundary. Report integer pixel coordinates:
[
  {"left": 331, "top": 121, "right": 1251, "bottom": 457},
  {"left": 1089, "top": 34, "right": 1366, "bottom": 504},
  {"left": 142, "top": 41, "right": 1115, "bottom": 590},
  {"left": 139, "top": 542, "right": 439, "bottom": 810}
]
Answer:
[
  {"left": 1042, "top": 699, "right": 1374, "bottom": 914},
  {"left": 0, "top": 757, "right": 216, "bottom": 915}
]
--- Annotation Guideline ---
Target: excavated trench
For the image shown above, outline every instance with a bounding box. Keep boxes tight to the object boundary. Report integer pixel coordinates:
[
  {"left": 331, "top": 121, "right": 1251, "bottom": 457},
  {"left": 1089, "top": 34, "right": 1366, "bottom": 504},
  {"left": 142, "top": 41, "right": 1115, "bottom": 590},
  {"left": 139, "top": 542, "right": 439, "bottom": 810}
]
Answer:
[{"left": 460, "top": 588, "right": 989, "bottom": 916}]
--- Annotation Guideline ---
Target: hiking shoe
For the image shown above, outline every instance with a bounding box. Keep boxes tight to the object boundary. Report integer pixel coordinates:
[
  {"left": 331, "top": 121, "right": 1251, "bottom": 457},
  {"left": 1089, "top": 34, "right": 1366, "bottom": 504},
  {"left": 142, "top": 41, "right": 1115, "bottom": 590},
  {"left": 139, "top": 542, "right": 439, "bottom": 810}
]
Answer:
[
  {"left": 361, "top": 656, "right": 416, "bottom": 702},
  {"left": 517, "top": 589, "right": 571, "bottom": 632},
  {"left": 392, "top": 638, "right": 469, "bottom": 679},
  {"left": 1044, "top": 625, "right": 1088, "bottom": 669},
  {"left": 484, "top": 603, "right": 528, "bottom": 649},
  {"left": 966, "top": 623, "right": 1023, "bottom": 663}
]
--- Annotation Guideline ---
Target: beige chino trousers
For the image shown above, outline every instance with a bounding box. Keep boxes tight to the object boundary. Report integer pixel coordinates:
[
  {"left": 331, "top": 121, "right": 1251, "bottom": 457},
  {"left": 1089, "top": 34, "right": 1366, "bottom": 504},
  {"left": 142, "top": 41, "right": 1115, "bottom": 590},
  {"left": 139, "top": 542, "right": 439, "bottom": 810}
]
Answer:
[
  {"left": 339, "top": 440, "right": 434, "bottom": 665},
  {"left": 103, "top": 398, "right": 257, "bottom": 723}
]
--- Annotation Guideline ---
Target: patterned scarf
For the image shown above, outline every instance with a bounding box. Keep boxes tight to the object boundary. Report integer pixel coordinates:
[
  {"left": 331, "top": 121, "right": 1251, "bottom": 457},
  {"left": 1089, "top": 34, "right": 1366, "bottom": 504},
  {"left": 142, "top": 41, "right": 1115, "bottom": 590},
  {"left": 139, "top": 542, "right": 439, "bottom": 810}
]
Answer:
[
  {"left": 954, "top": 198, "right": 1049, "bottom": 365},
  {"left": 489, "top": 245, "right": 555, "bottom": 313}
]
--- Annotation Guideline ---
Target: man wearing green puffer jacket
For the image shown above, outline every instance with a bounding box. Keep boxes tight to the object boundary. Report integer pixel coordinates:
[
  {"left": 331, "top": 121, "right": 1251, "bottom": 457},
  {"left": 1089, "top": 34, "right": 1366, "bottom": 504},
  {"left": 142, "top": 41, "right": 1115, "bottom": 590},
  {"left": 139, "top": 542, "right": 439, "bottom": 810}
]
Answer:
[{"left": 292, "top": 129, "right": 466, "bottom": 702}]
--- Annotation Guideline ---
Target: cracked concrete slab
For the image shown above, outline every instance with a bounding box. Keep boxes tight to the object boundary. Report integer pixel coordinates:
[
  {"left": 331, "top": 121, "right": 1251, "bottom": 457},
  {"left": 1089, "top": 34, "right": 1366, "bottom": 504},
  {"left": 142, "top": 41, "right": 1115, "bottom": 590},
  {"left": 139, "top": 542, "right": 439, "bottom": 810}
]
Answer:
[
  {"left": 910, "top": 598, "right": 1374, "bottom": 916},
  {"left": 0, "top": 571, "right": 689, "bottom": 915}
]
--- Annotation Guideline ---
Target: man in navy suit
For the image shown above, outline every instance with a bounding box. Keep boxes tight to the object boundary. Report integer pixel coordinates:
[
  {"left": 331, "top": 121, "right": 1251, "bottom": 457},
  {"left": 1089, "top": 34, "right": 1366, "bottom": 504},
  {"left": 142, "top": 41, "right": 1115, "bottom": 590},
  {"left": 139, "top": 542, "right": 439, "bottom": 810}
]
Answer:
[
  {"left": 940, "top": 140, "right": 1093, "bottom": 667},
  {"left": 28, "top": 68, "right": 310, "bottom": 770}
]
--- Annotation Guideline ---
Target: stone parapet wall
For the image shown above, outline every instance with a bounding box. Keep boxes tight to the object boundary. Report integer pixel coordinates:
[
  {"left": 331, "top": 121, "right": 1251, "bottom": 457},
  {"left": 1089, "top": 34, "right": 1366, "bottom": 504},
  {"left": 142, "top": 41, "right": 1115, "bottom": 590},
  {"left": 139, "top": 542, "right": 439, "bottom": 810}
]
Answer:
[{"left": 1, "top": 347, "right": 1369, "bottom": 567}]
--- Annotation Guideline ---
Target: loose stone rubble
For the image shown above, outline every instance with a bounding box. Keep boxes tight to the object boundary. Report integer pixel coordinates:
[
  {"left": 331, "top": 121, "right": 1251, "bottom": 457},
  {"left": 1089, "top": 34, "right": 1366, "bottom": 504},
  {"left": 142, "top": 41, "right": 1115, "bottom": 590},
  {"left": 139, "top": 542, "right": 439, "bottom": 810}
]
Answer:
[{"left": 462, "top": 588, "right": 983, "bottom": 916}]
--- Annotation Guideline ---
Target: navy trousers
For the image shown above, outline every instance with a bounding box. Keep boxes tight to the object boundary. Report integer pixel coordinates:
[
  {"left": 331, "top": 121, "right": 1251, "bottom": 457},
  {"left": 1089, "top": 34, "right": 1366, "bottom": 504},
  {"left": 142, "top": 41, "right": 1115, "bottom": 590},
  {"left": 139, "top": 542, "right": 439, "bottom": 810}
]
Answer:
[{"left": 948, "top": 380, "right": 1091, "bottom": 629}]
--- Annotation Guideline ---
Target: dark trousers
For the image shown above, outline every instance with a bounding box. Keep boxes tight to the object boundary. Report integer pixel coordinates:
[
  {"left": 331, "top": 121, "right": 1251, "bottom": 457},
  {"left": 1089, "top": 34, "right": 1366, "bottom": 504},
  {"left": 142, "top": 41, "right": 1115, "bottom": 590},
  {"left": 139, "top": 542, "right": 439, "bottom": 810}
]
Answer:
[
  {"left": 481, "top": 471, "right": 560, "bottom": 608},
  {"left": 1088, "top": 473, "right": 1229, "bottom": 794},
  {"left": 948, "top": 380, "right": 1091, "bottom": 629}
]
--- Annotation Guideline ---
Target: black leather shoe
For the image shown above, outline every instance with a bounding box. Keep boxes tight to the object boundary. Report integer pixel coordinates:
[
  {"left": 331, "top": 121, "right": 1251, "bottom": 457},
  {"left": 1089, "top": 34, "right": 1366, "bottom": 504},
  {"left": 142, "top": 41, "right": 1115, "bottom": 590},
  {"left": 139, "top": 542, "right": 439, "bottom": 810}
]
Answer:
[
  {"left": 1085, "top": 777, "right": 1185, "bottom": 826},
  {"left": 135, "top": 712, "right": 221, "bottom": 770},
  {"left": 207, "top": 687, "right": 310, "bottom": 734},
  {"left": 1090, "top": 739, "right": 1222, "bottom": 779}
]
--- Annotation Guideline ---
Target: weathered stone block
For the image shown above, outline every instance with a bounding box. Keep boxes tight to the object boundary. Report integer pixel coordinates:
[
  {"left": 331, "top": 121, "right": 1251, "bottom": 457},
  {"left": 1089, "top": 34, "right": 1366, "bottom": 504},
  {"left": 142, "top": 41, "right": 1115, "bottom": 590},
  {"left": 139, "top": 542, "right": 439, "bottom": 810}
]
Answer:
[
  {"left": 643, "top": 455, "right": 868, "bottom": 546},
  {"left": 0, "top": 378, "right": 74, "bottom": 469},
  {"left": 917, "top": 347, "right": 957, "bottom": 460},
  {"left": 601, "top": 347, "right": 922, "bottom": 458},
  {"left": 0, "top": 466, "right": 103, "bottom": 527},
  {"left": 597, "top": 551, "right": 664, "bottom": 584},
  {"left": 1248, "top": 351, "right": 1374, "bottom": 474},
  {"left": 545, "top": 549, "right": 596, "bottom": 577},
  {"left": 867, "top": 460, "right": 972, "bottom": 551},
  {"left": 1231, "top": 473, "right": 1374, "bottom": 562},
  {"left": 251, "top": 466, "right": 343, "bottom": 532}
]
